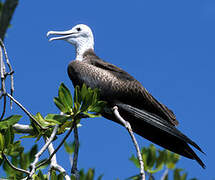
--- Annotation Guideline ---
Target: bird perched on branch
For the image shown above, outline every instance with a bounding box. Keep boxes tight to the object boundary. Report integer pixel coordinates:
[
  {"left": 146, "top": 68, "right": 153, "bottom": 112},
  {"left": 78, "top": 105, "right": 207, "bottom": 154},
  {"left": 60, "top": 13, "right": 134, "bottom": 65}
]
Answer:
[{"left": 47, "top": 24, "right": 205, "bottom": 168}]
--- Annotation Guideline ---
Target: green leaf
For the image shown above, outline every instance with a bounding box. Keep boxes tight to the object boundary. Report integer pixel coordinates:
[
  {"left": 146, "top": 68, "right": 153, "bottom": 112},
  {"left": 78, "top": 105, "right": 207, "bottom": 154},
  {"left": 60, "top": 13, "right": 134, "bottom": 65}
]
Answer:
[
  {"left": 64, "top": 141, "right": 75, "bottom": 155},
  {"left": 0, "top": 132, "right": 4, "bottom": 151},
  {"left": 4, "top": 128, "right": 12, "bottom": 148},
  {"left": 37, "top": 170, "right": 46, "bottom": 180},
  {"left": 86, "top": 168, "right": 95, "bottom": 180},
  {"left": 59, "top": 83, "right": 73, "bottom": 108},
  {"left": 54, "top": 97, "right": 67, "bottom": 113},
  {"left": 181, "top": 173, "right": 187, "bottom": 180},
  {"left": 89, "top": 101, "right": 106, "bottom": 113},
  {"left": 20, "top": 153, "right": 29, "bottom": 170},
  {"left": 156, "top": 150, "right": 165, "bottom": 169},
  {"left": 174, "top": 168, "right": 181, "bottom": 180},
  {"left": 35, "top": 112, "right": 59, "bottom": 127},
  {"left": 59, "top": 121, "right": 73, "bottom": 132},
  {"left": 80, "top": 83, "right": 88, "bottom": 101},
  {"left": 57, "top": 173, "right": 64, "bottom": 180},
  {"left": 29, "top": 145, "right": 38, "bottom": 162},
  {"left": 45, "top": 114, "right": 69, "bottom": 124},
  {"left": 147, "top": 144, "right": 156, "bottom": 169},
  {"left": 83, "top": 112, "right": 101, "bottom": 118},
  {"left": 3, "top": 158, "right": 14, "bottom": 176},
  {"left": 50, "top": 170, "right": 57, "bottom": 180},
  {"left": 74, "top": 85, "right": 81, "bottom": 112},
  {"left": 0, "top": 115, "right": 22, "bottom": 130},
  {"left": 7, "top": 140, "right": 24, "bottom": 157},
  {"left": 130, "top": 155, "right": 140, "bottom": 168},
  {"left": 166, "top": 150, "right": 180, "bottom": 169}
]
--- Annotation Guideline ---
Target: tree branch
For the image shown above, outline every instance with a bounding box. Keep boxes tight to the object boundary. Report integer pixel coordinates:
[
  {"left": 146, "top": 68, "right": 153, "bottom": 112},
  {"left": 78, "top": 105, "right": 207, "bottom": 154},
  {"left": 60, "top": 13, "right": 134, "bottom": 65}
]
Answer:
[
  {"left": 0, "top": 43, "right": 7, "bottom": 120},
  {"left": 112, "top": 106, "right": 145, "bottom": 180},
  {"left": 29, "top": 125, "right": 59, "bottom": 178},
  {"left": 13, "top": 123, "right": 33, "bottom": 133},
  {"left": 36, "top": 118, "right": 78, "bottom": 170},
  {"left": 47, "top": 142, "right": 71, "bottom": 180},
  {"left": 0, "top": 39, "right": 14, "bottom": 108},
  {"left": 3, "top": 153, "right": 30, "bottom": 175},
  {"left": 161, "top": 168, "right": 168, "bottom": 180},
  {"left": 6, "top": 93, "right": 45, "bottom": 130},
  {"left": 71, "top": 124, "right": 80, "bottom": 179}
]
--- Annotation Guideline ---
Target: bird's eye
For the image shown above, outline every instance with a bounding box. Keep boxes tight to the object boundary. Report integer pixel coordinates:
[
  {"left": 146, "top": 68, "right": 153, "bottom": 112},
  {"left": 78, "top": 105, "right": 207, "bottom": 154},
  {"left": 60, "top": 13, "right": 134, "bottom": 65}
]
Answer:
[{"left": 76, "top": 27, "right": 81, "bottom": 32}]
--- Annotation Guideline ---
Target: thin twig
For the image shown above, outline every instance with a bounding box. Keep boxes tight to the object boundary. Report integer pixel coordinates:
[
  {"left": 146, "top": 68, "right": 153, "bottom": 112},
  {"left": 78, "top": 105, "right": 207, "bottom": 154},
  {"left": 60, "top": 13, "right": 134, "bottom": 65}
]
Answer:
[
  {"left": 161, "top": 168, "right": 168, "bottom": 180},
  {"left": 3, "top": 153, "right": 30, "bottom": 175},
  {"left": 6, "top": 93, "right": 45, "bottom": 130},
  {"left": 47, "top": 142, "right": 71, "bottom": 180},
  {"left": 36, "top": 118, "right": 77, "bottom": 169},
  {"left": 28, "top": 125, "right": 59, "bottom": 178},
  {"left": 0, "top": 45, "right": 7, "bottom": 121},
  {"left": 71, "top": 124, "right": 80, "bottom": 179},
  {"left": 0, "top": 39, "right": 14, "bottom": 108},
  {"left": 113, "top": 106, "right": 145, "bottom": 180},
  {"left": 0, "top": 95, "right": 6, "bottom": 120}
]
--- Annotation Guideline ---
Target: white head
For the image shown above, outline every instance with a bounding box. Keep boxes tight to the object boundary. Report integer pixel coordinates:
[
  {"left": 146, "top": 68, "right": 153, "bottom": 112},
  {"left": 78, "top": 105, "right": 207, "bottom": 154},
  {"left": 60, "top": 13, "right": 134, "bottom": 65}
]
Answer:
[{"left": 47, "top": 24, "right": 94, "bottom": 61}]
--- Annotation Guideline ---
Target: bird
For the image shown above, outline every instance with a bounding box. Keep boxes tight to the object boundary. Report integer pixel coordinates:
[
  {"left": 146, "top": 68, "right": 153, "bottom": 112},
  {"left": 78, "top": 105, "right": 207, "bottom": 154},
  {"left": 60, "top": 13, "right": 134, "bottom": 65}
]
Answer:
[{"left": 47, "top": 24, "right": 205, "bottom": 168}]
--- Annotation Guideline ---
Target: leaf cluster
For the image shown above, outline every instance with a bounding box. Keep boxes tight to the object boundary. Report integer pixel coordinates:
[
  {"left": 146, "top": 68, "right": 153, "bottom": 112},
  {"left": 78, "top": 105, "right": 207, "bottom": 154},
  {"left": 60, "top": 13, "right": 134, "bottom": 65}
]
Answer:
[
  {"left": 20, "top": 83, "right": 106, "bottom": 140},
  {"left": 52, "top": 83, "right": 106, "bottom": 133},
  {"left": 2, "top": 145, "right": 39, "bottom": 179},
  {"left": 0, "top": 115, "right": 23, "bottom": 164},
  {"left": 129, "top": 144, "right": 196, "bottom": 180}
]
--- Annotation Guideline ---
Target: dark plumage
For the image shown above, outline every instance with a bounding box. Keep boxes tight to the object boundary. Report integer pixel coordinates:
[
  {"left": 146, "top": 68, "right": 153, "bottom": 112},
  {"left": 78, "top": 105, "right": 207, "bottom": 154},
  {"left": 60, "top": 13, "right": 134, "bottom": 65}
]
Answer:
[
  {"left": 67, "top": 49, "right": 205, "bottom": 168},
  {"left": 47, "top": 24, "right": 205, "bottom": 168}
]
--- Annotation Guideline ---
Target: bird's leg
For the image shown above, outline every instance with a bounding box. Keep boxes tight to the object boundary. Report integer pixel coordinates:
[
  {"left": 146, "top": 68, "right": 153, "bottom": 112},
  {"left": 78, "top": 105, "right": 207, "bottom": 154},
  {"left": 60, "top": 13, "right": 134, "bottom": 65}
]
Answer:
[{"left": 112, "top": 106, "right": 145, "bottom": 180}]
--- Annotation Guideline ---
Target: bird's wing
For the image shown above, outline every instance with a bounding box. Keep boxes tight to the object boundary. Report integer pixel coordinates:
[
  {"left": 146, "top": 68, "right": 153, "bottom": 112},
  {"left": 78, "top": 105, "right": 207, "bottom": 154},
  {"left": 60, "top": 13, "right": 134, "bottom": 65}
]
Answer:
[
  {"left": 111, "top": 103, "right": 205, "bottom": 168},
  {"left": 90, "top": 58, "right": 178, "bottom": 126}
]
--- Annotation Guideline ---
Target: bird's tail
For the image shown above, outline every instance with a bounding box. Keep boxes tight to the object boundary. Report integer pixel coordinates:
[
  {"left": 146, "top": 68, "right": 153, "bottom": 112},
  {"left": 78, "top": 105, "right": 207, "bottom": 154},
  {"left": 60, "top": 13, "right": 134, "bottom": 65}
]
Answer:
[{"left": 104, "top": 103, "right": 206, "bottom": 169}]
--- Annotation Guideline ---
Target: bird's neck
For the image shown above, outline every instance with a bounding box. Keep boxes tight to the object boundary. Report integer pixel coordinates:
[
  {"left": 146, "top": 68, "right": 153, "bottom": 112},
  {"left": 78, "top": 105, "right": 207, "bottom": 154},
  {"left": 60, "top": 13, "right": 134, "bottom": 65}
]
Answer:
[{"left": 75, "top": 41, "right": 94, "bottom": 61}]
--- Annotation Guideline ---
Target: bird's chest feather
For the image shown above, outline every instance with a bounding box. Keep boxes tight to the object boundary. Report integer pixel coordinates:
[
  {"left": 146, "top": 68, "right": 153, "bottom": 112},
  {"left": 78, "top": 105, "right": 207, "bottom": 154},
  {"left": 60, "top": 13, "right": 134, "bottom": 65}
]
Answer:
[{"left": 67, "top": 60, "right": 134, "bottom": 100}]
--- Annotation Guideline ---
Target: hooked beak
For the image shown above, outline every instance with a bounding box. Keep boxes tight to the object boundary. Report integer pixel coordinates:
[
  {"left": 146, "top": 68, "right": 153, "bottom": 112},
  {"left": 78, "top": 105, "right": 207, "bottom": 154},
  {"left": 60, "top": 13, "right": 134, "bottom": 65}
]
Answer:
[{"left": 46, "top": 29, "right": 77, "bottom": 42}]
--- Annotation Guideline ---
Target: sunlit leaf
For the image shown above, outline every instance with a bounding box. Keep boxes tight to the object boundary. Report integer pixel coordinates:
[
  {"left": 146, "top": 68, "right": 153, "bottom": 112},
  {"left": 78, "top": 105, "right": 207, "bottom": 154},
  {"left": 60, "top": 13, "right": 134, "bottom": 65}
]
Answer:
[
  {"left": 45, "top": 114, "right": 70, "bottom": 124},
  {"left": 0, "top": 132, "right": 4, "bottom": 151},
  {"left": 54, "top": 97, "right": 67, "bottom": 113},
  {"left": 130, "top": 155, "right": 140, "bottom": 168},
  {"left": 83, "top": 112, "right": 101, "bottom": 118},
  {"left": 59, "top": 83, "right": 73, "bottom": 108},
  {"left": 0, "top": 115, "right": 22, "bottom": 129},
  {"left": 86, "top": 168, "right": 95, "bottom": 180}
]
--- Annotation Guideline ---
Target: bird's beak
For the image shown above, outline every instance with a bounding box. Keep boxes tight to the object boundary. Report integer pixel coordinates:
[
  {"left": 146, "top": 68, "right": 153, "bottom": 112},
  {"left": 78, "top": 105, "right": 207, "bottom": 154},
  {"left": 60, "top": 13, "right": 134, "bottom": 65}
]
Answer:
[{"left": 46, "top": 29, "right": 76, "bottom": 42}]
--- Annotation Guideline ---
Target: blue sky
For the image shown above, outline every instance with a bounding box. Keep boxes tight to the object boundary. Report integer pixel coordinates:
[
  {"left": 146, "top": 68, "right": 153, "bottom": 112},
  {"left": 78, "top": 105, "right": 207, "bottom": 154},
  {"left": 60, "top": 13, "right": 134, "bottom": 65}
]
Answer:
[{"left": 1, "top": 0, "right": 214, "bottom": 179}]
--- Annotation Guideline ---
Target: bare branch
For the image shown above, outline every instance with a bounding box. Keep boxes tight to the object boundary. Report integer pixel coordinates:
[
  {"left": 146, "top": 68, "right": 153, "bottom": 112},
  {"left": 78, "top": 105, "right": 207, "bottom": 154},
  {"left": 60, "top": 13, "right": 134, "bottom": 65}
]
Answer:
[
  {"left": 47, "top": 142, "right": 71, "bottom": 180},
  {"left": 71, "top": 124, "right": 80, "bottom": 179},
  {"left": 6, "top": 93, "right": 45, "bottom": 130},
  {"left": 28, "top": 125, "right": 59, "bottom": 178},
  {"left": 36, "top": 118, "right": 78, "bottom": 170},
  {"left": 3, "top": 153, "right": 30, "bottom": 175},
  {"left": 0, "top": 39, "right": 14, "bottom": 107},
  {"left": 13, "top": 123, "right": 33, "bottom": 133},
  {"left": 0, "top": 95, "right": 6, "bottom": 120},
  {"left": 113, "top": 106, "right": 145, "bottom": 180},
  {"left": 0, "top": 44, "right": 6, "bottom": 120},
  {"left": 161, "top": 168, "right": 168, "bottom": 180}
]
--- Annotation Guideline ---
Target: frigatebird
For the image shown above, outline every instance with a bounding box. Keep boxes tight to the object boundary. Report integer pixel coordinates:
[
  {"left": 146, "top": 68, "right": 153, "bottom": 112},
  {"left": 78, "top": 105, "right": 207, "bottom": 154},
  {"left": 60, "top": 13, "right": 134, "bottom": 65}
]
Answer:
[{"left": 47, "top": 24, "right": 205, "bottom": 168}]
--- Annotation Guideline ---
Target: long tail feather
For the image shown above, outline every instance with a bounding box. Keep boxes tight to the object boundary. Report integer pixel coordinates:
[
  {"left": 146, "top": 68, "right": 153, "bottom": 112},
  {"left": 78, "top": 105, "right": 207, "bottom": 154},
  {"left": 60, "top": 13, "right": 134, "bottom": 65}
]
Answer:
[{"left": 103, "top": 103, "right": 205, "bottom": 168}]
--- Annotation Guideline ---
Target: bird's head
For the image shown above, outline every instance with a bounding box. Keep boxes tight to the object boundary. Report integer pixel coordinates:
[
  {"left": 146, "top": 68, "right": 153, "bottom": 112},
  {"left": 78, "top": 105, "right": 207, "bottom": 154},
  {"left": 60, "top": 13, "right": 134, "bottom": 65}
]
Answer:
[{"left": 47, "top": 24, "right": 94, "bottom": 61}]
